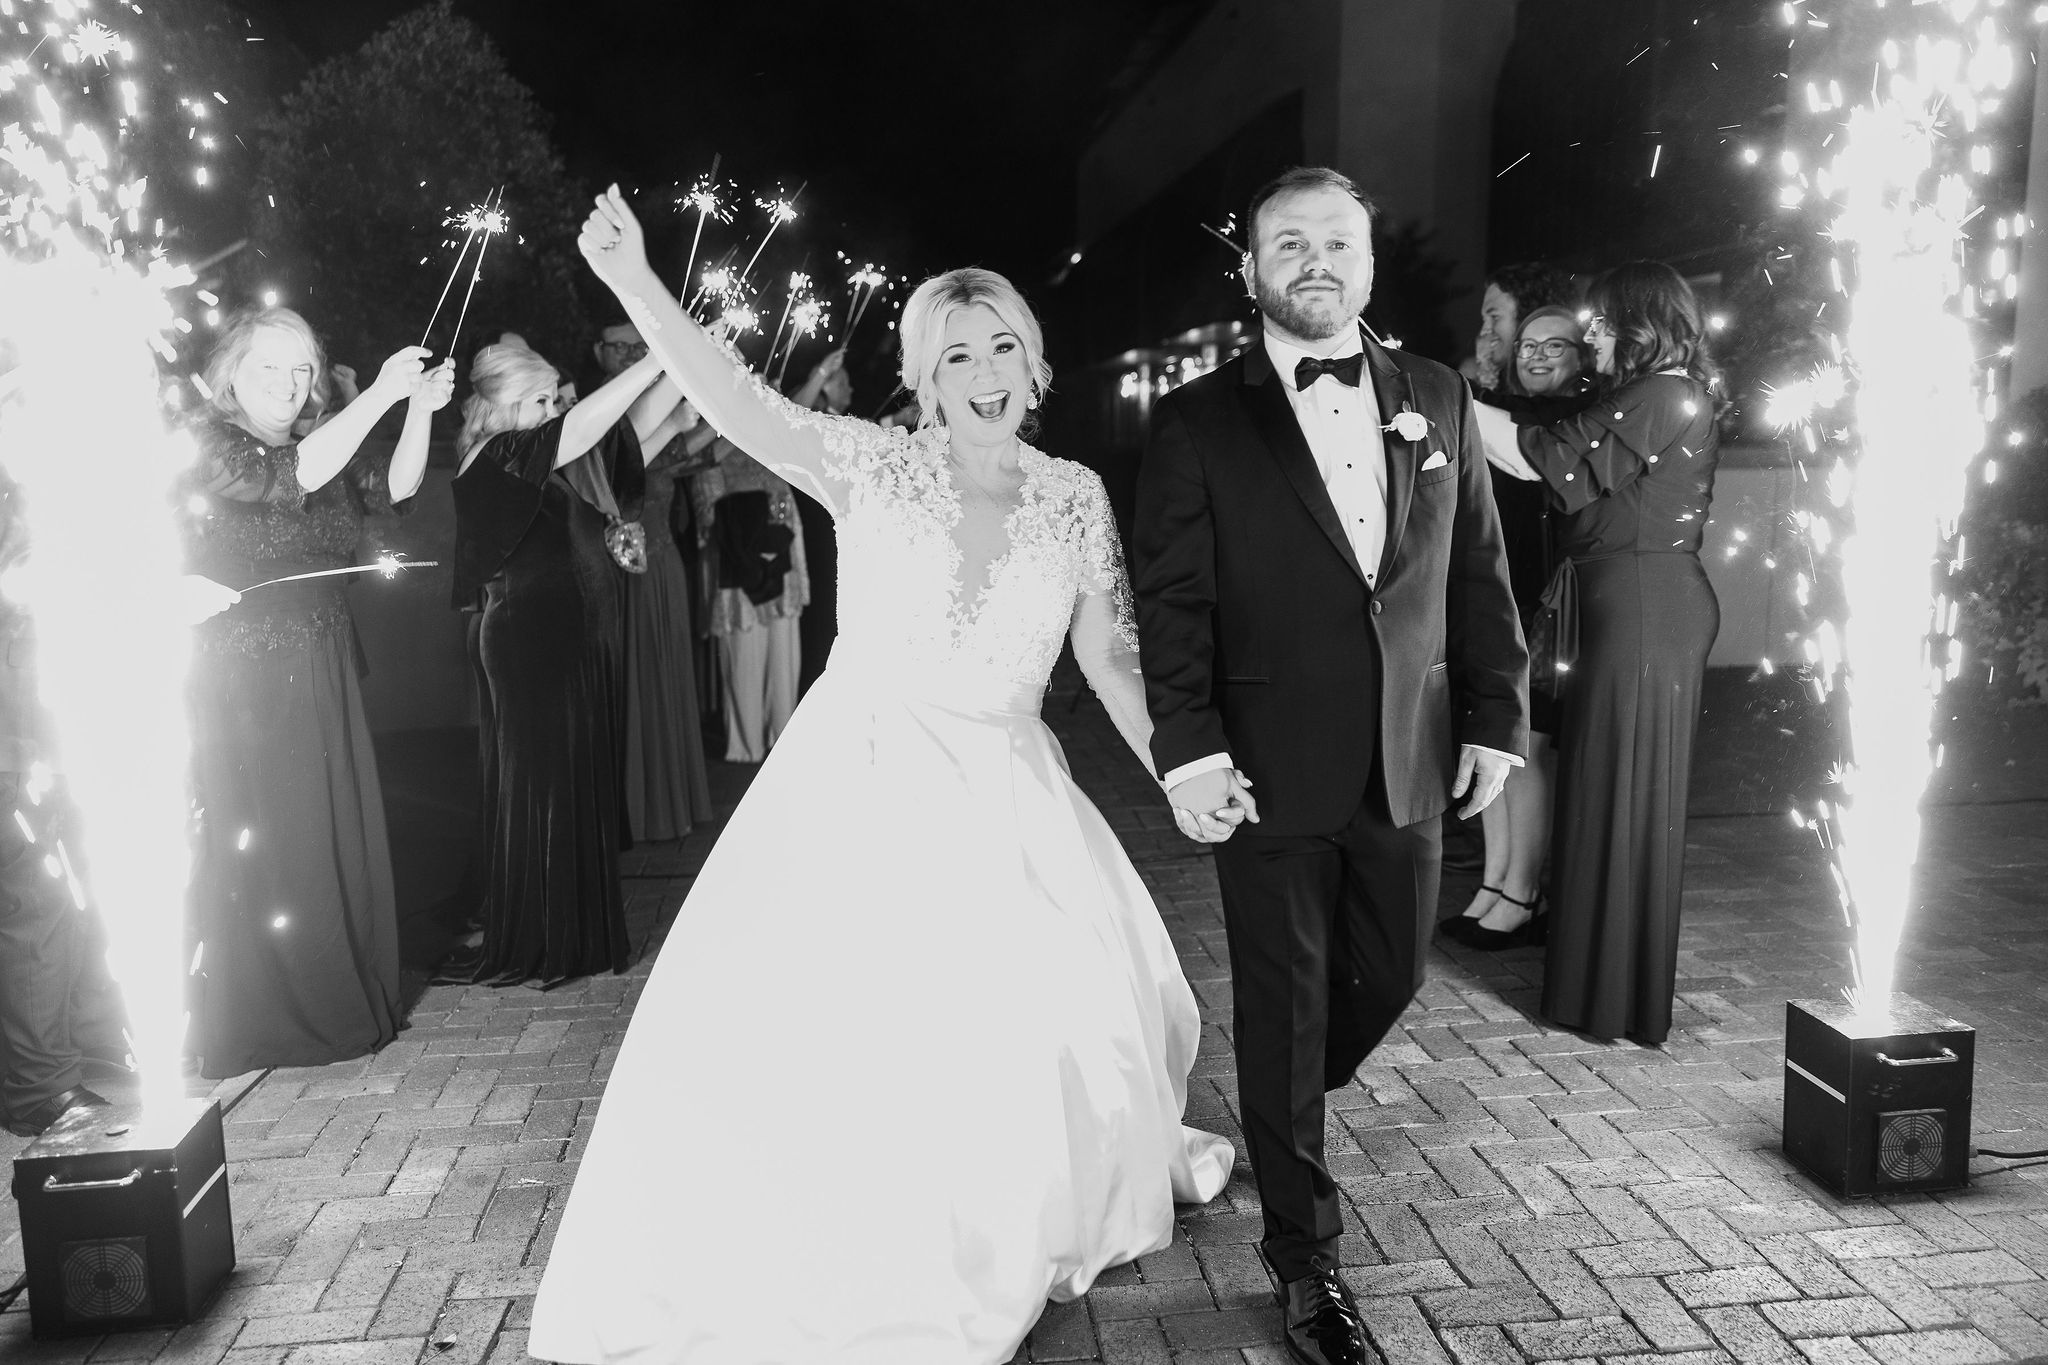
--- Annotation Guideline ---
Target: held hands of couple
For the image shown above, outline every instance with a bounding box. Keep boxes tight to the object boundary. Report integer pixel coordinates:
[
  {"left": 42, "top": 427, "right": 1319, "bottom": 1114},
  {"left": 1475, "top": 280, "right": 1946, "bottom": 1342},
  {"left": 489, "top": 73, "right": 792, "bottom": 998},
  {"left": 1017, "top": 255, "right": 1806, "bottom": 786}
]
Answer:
[{"left": 1166, "top": 768, "right": 1258, "bottom": 844}]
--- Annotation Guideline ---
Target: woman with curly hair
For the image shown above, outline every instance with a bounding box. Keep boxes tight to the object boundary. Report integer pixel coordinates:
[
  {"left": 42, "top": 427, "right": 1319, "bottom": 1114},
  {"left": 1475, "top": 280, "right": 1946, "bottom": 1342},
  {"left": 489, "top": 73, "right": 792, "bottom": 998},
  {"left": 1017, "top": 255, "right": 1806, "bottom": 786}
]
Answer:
[
  {"left": 183, "top": 308, "right": 450, "bottom": 1076},
  {"left": 1490, "top": 262, "right": 1722, "bottom": 1045}
]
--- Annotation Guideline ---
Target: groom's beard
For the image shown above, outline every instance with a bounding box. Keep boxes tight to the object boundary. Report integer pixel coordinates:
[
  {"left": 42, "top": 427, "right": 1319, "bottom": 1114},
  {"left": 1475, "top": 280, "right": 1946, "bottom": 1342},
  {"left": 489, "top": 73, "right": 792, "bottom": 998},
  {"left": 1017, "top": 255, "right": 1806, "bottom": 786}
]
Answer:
[{"left": 1254, "top": 272, "right": 1367, "bottom": 342}]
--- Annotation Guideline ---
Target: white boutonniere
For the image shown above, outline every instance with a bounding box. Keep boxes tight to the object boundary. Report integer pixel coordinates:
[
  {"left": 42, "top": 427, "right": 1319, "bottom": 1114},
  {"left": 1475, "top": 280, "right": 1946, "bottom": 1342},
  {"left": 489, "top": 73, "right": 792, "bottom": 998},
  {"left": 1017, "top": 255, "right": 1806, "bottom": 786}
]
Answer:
[{"left": 1385, "top": 408, "right": 1431, "bottom": 443}]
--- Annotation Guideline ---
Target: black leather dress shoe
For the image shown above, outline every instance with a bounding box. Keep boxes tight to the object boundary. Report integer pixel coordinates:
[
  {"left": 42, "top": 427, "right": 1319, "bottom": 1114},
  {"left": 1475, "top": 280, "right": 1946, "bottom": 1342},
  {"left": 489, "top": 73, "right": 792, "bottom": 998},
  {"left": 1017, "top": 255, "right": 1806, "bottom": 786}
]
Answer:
[
  {"left": 1258, "top": 1251, "right": 1378, "bottom": 1365},
  {"left": 5, "top": 1086, "right": 110, "bottom": 1138}
]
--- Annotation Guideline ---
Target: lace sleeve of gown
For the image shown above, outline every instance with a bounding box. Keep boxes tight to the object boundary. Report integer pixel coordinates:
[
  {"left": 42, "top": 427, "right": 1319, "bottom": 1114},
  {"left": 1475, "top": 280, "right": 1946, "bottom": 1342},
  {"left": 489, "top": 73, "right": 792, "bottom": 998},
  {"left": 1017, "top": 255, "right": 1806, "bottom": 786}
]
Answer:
[
  {"left": 189, "top": 418, "right": 303, "bottom": 509},
  {"left": 1068, "top": 473, "right": 1156, "bottom": 779}
]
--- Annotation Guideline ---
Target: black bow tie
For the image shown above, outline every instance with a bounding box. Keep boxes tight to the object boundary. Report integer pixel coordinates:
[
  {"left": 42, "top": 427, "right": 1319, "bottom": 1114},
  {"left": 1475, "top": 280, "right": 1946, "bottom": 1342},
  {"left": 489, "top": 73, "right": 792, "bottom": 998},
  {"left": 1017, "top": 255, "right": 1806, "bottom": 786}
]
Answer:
[{"left": 1294, "top": 354, "right": 1364, "bottom": 390}]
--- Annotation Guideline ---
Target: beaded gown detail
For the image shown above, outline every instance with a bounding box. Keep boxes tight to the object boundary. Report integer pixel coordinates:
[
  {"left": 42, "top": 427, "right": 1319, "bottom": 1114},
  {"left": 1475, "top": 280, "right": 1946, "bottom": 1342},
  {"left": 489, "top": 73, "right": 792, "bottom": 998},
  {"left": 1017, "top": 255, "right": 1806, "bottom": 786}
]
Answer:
[
  {"left": 181, "top": 419, "right": 403, "bottom": 1078},
  {"left": 529, "top": 372, "right": 1232, "bottom": 1365}
]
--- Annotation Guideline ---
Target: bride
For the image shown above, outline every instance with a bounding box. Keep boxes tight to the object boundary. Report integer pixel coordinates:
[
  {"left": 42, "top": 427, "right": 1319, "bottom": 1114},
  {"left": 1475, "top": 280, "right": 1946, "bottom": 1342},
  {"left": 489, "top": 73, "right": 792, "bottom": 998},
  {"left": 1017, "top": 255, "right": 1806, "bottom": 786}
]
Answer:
[{"left": 527, "top": 188, "right": 1234, "bottom": 1365}]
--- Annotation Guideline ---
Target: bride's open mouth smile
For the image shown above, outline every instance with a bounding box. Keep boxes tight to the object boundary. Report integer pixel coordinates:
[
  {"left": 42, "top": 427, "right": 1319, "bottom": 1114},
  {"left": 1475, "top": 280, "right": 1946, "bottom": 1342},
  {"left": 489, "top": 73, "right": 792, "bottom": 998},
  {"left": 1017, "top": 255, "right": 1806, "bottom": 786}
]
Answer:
[{"left": 969, "top": 389, "right": 1011, "bottom": 420}]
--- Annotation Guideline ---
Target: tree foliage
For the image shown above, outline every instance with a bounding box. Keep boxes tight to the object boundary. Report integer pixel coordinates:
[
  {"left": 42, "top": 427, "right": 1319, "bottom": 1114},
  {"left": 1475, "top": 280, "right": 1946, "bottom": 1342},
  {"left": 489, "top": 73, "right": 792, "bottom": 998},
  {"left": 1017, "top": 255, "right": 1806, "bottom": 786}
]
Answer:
[{"left": 244, "top": 0, "right": 588, "bottom": 371}]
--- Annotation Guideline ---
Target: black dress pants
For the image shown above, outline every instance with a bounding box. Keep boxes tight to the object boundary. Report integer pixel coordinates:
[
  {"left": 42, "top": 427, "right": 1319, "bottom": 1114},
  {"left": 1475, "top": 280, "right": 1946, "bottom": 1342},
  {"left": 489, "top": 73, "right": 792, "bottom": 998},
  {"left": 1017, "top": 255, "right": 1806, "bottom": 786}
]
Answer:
[
  {"left": 0, "top": 771, "right": 82, "bottom": 1121},
  {"left": 1212, "top": 787, "right": 1442, "bottom": 1281}
]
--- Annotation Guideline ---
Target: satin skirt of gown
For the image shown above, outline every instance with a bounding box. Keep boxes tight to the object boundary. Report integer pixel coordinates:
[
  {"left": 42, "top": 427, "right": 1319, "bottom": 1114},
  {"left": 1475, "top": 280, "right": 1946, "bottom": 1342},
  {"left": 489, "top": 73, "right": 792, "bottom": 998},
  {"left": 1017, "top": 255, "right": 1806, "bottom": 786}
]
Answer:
[{"left": 529, "top": 653, "right": 1233, "bottom": 1365}]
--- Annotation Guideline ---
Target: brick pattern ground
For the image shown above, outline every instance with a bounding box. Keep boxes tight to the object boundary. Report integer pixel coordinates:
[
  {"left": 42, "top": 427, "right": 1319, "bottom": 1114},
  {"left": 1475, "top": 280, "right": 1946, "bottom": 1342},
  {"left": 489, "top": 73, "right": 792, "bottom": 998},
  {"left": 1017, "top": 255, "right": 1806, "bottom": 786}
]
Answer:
[{"left": 3, "top": 667, "right": 2045, "bottom": 1365}]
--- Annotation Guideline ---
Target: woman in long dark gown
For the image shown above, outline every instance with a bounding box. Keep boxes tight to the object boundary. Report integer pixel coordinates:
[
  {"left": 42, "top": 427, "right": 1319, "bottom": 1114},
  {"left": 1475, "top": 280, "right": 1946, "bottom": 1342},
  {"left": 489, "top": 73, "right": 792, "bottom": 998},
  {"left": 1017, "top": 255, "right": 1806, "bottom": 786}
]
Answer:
[
  {"left": 620, "top": 410, "right": 716, "bottom": 842},
  {"left": 1500, "top": 262, "right": 1723, "bottom": 1045},
  {"left": 1446, "top": 304, "right": 1594, "bottom": 945},
  {"left": 183, "top": 308, "right": 451, "bottom": 1078},
  {"left": 450, "top": 342, "right": 681, "bottom": 985}
]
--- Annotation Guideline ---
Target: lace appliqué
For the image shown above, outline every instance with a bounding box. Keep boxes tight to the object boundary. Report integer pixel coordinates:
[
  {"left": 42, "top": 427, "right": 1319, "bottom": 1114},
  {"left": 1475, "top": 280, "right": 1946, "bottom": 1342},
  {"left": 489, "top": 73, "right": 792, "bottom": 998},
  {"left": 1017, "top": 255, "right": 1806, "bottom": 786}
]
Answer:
[
  {"left": 707, "top": 348, "right": 1139, "bottom": 688},
  {"left": 196, "top": 601, "right": 353, "bottom": 659},
  {"left": 1075, "top": 478, "right": 1141, "bottom": 657}
]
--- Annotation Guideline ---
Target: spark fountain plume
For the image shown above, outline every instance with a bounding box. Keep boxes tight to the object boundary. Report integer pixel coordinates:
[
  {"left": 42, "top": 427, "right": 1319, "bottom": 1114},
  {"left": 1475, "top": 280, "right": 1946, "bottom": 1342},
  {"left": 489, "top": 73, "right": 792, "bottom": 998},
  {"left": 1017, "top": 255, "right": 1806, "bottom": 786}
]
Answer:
[
  {"left": 2, "top": 0, "right": 208, "bottom": 1117},
  {"left": 1772, "top": 3, "right": 2013, "bottom": 1016}
]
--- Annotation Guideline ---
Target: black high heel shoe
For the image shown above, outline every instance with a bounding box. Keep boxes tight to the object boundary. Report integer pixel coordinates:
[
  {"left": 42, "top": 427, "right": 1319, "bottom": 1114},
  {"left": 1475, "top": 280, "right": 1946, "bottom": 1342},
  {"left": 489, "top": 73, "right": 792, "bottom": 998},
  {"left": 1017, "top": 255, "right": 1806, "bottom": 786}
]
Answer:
[
  {"left": 1439, "top": 886, "right": 1506, "bottom": 944},
  {"left": 1463, "top": 890, "right": 1547, "bottom": 951}
]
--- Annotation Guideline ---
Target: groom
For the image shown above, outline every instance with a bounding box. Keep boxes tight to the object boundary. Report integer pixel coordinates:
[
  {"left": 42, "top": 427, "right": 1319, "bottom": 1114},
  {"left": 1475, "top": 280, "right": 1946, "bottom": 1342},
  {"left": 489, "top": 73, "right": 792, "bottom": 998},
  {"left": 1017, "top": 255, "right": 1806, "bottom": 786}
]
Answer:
[{"left": 1132, "top": 167, "right": 1528, "bottom": 1365}]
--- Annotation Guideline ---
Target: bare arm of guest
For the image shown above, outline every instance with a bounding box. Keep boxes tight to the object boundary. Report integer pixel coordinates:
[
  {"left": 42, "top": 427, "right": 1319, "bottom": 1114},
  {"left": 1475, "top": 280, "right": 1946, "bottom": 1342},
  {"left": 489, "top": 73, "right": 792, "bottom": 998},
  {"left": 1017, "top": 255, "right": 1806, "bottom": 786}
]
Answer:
[
  {"left": 387, "top": 360, "right": 456, "bottom": 503},
  {"left": 554, "top": 351, "right": 669, "bottom": 470},
  {"left": 296, "top": 346, "right": 432, "bottom": 492}
]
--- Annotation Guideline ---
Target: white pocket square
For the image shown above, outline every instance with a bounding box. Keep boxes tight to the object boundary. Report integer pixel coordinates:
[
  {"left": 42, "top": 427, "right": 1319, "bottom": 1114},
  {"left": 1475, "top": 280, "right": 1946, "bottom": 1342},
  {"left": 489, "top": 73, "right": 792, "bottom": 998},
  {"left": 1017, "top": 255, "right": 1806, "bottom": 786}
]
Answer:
[{"left": 1420, "top": 450, "right": 1450, "bottom": 471}]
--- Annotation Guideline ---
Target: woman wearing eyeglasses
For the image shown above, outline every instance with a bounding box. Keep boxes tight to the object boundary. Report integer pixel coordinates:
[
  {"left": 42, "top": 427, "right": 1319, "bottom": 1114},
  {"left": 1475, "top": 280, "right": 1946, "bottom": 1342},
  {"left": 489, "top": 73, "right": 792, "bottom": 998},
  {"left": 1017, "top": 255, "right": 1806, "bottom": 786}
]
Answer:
[
  {"left": 1447, "top": 304, "right": 1594, "bottom": 949},
  {"left": 1485, "top": 262, "right": 1722, "bottom": 1047}
]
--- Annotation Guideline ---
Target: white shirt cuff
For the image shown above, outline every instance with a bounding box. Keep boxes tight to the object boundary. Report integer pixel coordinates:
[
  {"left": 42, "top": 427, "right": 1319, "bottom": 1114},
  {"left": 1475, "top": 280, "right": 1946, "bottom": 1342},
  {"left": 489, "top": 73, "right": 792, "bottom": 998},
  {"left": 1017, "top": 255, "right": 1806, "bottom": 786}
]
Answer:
[
  {"left": 1161, "top": 753, "right": 1234, "bottom": 790},
  {"left": 1464, "top": 743, "right": 1525, "bottom": 769}
]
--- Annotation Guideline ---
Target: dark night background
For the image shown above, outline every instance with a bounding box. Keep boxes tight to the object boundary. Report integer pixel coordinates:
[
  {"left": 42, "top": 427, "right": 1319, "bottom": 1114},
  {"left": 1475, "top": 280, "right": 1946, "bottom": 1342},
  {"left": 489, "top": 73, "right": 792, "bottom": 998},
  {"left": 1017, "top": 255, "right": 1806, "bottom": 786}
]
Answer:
[{"left": 236, "top": 0, "right": 1201, "bottom": 284}]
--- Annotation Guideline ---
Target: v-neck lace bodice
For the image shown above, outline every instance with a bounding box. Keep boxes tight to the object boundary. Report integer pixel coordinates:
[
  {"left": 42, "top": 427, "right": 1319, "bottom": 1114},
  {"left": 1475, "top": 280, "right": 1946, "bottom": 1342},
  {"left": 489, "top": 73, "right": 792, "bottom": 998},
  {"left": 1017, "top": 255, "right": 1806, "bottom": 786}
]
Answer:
[{"left": 706, "top": 364, "right": 1139, "bottom": 692}]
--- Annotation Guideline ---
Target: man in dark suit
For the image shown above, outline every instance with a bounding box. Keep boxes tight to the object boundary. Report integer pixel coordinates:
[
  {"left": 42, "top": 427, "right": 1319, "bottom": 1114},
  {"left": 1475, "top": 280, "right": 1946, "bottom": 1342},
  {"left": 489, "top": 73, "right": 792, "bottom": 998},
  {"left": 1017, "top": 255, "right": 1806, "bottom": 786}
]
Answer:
[{"left": 1132, "top": 167, "right": 1528, "bottom": 1365}]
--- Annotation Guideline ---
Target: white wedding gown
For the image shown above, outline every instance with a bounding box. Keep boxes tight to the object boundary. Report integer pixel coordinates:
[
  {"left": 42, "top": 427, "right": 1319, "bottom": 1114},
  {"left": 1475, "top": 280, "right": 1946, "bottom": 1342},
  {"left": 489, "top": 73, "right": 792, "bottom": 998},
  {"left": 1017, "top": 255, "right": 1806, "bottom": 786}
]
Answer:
[{"left": 527, "top": 368, "right": 1233, "bottom": 1365}]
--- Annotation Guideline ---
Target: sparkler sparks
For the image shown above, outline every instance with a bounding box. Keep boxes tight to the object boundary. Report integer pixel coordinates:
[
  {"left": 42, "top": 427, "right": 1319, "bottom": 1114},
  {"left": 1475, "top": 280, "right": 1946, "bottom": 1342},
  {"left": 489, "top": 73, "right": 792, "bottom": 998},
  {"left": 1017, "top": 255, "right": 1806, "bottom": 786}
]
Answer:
[
  {"left": 676, "top": 160, "right": 732, "bottom": 292},
  {"left": 736, "top": 187, "right": 801, "bottom": 285},
  {"left": 420, "top": 192, "right": 509, "bottom": 354},
  {"left": 70, "top": 19, "right": 121, "bottom": 65}
]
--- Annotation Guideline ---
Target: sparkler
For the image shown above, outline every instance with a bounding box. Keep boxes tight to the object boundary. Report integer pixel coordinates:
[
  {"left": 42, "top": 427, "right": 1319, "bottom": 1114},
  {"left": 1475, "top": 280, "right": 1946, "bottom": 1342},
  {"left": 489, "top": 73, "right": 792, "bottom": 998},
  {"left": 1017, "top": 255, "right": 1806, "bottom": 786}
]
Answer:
[
  {"left": 425, "top": 192, "right": 509, "bottom": 358},
  {"left": 675, "top": 156, "right": 730, "bottom": 296},
  {"left": 842, "top": 263, "right": 888, "bottom": 347},
  {"left": 736, "top": 187, "right": 801, "bottom": 286},
  {"left": 420, "top": 198, "right": 507, "bottom": 348},
  {"left": 773, "top": 295, "right": 829, "bottom": 388},
  {"left": 1771, "top": 3, "right": 2013, "bottom": 1015},
  {"left": 240, "top": 553, "right": 439, "bottom": 594}
]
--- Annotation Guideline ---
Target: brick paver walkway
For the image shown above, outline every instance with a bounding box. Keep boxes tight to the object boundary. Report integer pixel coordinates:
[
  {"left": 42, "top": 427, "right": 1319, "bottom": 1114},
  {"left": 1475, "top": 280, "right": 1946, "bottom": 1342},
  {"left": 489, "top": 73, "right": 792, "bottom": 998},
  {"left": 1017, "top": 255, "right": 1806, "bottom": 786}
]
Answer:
[{"left": 4, "top": 666, "right": 2046, "bottom": 1365}]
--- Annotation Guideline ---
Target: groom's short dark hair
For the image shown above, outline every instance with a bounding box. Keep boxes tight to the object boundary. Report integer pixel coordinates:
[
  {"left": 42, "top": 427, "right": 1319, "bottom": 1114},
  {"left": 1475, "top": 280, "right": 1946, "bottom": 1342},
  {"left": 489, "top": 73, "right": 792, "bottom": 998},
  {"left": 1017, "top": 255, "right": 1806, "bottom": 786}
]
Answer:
[{"left": 1246, "top": 167, "right": 1377, "bottom": 251}]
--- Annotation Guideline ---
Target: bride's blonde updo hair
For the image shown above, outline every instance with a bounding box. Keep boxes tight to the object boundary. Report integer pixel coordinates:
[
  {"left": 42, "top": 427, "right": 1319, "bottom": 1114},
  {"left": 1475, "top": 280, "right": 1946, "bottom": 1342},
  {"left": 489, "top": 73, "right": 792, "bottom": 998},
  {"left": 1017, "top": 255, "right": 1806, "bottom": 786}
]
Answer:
[{"left": 897, "top": 268, "right": 1052, "bottom": 433}]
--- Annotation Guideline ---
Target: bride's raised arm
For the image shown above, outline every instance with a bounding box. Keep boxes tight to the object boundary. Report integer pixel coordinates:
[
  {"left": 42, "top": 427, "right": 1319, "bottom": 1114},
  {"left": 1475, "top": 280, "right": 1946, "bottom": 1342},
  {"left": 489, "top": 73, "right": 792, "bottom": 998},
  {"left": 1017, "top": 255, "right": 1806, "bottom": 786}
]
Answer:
[{"left": 576, "top": 185, "right": 854, "bottom": 513}]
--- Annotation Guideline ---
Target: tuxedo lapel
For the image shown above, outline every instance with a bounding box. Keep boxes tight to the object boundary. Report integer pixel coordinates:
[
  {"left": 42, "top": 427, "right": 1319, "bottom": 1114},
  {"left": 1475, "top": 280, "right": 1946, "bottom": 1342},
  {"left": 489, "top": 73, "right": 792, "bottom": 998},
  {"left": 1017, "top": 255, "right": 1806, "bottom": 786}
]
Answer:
[
  {"left": 1368, "top": 337, "right": 1419, "bottom": 581},
  {"left": 1239, "top": 346, "right": 1369, "bottom": 584}
]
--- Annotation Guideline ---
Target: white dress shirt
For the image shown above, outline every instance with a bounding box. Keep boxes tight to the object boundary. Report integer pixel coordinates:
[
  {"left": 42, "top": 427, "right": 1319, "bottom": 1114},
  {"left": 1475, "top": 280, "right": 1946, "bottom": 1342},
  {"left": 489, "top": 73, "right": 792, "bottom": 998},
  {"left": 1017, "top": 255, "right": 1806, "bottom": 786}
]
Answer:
[
  {"left": 1161, "top": 327, "right": 1520, "bottom": 794},
  {"left": 1262, "top": 328, "right": 1388, "bottom": 587}
]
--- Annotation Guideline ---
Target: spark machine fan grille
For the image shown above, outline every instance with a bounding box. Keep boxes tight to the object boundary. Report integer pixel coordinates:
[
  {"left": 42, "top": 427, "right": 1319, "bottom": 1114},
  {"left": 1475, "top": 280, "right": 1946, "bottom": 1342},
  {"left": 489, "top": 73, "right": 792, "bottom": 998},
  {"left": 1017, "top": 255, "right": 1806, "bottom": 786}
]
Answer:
[
  {"left": 59, "top": 1237, "right": 153, "bottom": 1320},
  {"left": 1876, "top": 1109, "right": 1948, "bottom": 1183}
]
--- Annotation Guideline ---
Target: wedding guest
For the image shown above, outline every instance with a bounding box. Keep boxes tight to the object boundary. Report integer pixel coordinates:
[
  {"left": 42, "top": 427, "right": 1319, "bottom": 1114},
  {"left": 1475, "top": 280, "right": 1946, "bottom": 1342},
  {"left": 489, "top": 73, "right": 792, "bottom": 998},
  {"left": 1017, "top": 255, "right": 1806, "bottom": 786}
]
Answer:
[
  {"left": 1472, "top": 261, "right": 1577, "bottom": 393},
  {"left": 686, "top": 428, "right": 809, "bottom": 763},
  {"left": 593, "top": 322, "right": 714, "bottom": 843},
  {"left": 449, "top": 341, "right": 682, "bottom": 985},
  {"left": 1495, "top": 262, "right": 1722, "bottom": 1044},
  {"left": 788, "top": 348, "right": 850, "bottom": 695},
  {"left": 182, "top": 307, "right": 451, "bottom": 1078},
  {"left": 1447, "top": 303, "right": 1594, "bottom": 947}
]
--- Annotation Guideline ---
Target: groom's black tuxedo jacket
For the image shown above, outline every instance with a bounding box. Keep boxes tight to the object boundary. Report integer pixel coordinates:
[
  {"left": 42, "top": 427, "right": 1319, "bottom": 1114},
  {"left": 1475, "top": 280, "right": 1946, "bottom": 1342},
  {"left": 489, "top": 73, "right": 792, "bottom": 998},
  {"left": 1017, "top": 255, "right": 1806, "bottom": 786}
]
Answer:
[{"left": 1132, "top": 331, "right": 1529, "bottom": 836}]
